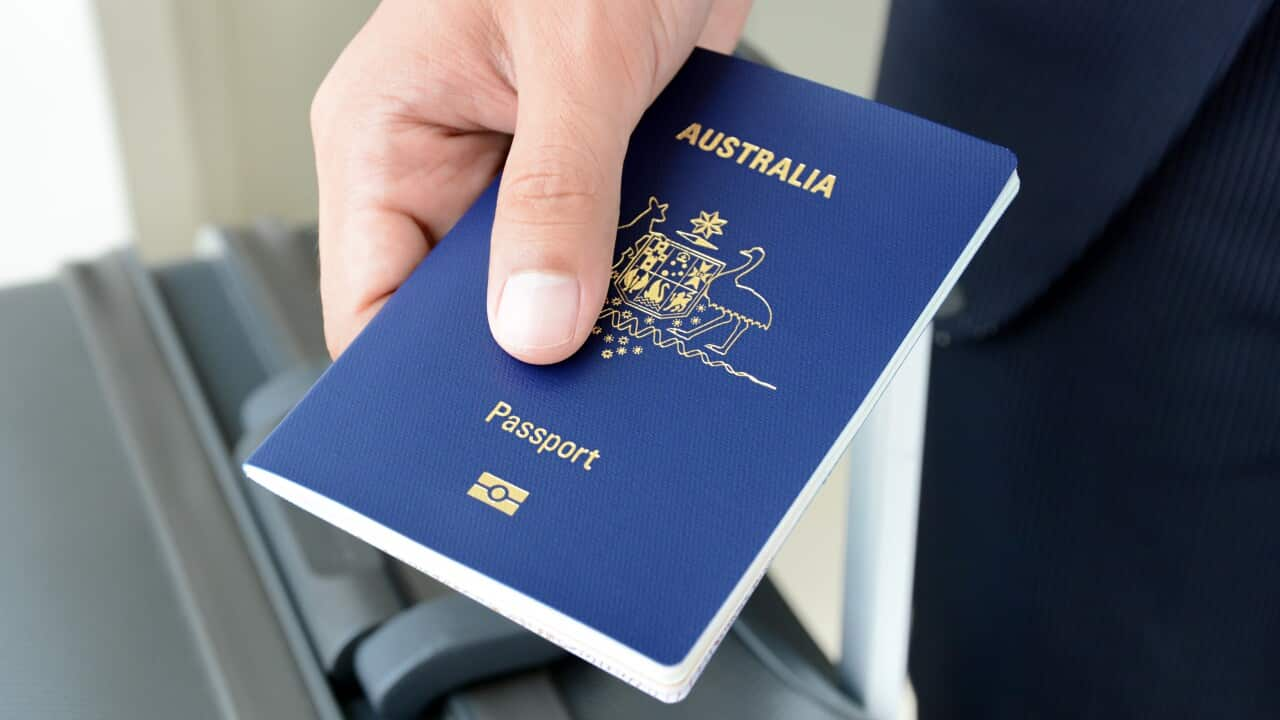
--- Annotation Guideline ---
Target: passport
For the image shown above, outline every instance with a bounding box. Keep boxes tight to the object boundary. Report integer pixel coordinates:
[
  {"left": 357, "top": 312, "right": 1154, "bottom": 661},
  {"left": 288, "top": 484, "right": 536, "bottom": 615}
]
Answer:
[{"left": 245, "top": 48, "right": 1018, "bottom": 701}]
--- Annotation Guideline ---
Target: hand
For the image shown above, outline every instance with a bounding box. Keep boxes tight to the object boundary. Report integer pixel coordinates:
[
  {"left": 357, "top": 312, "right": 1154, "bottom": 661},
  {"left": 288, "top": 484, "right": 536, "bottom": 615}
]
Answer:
[{"left": 313, "top": 0, "right": 752, "bottom": 362}]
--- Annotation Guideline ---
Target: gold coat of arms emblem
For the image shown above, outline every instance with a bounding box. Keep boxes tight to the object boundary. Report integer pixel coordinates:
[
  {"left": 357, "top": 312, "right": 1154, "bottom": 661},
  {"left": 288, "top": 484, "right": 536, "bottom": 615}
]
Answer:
[{"left": 592, "top": 197, "right": 776, "bottom": 391}]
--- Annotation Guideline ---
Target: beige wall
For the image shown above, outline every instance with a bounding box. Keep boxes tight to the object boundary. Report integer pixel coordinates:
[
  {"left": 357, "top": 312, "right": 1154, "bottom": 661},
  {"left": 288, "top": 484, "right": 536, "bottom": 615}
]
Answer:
[
  {"left": 95, "top": 0, "right": 379, "bottom": 261},
  {"left": 745, "top": 0, "right": 888, "bottom": 94}
]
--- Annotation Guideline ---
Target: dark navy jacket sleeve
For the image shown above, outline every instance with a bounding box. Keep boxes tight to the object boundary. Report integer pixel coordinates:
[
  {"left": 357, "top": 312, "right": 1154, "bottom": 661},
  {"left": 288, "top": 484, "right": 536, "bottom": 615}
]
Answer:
[{"left": 877, "top": 0, "right": 1271, "bottom": 339}]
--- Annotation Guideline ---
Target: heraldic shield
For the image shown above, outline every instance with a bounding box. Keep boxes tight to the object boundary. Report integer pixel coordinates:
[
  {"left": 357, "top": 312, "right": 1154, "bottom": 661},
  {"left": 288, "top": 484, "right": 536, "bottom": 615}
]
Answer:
[
  {"left": 595, "top": 196, "right": 776, "bottom": 391},
  {"left": 614, "top": 234, "right": 725, "bottom": 320}
]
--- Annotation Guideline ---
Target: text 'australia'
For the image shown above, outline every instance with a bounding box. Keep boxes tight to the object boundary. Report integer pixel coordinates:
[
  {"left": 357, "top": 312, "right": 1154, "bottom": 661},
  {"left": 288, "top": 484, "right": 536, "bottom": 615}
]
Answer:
[{"left": 675, "top": 122, "right": 837, "bottom": 199}]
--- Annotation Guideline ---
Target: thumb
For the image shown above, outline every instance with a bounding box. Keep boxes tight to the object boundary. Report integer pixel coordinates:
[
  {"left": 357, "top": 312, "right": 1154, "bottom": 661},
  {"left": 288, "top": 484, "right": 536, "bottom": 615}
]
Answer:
[{"left": 486, "top": 83, "right": 633, "bottom": 364}]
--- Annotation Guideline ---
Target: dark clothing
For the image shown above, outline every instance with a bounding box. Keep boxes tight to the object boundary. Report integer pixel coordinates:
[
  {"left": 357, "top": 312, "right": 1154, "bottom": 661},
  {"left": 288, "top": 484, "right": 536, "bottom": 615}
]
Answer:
[{"left": 878, "top": 2, "right": 1280, "bottom": 718}]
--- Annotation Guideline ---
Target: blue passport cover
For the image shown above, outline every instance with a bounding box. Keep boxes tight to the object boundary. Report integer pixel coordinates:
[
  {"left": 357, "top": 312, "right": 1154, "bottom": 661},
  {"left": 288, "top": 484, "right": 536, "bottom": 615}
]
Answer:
[{"left": 246, "top": 49, "right": 1017, "bottom": 701}]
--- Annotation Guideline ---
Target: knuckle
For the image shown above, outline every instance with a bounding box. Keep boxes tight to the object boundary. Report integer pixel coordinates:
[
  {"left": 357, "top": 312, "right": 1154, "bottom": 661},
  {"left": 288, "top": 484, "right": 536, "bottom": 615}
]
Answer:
[{"left": 500, "top": 149, "right": 604, "bottom": 224}]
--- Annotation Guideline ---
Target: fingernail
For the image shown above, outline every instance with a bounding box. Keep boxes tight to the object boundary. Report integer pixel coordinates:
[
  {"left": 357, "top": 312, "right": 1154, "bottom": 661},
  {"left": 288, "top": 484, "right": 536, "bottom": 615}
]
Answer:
[{"left": 495, "top": 271, "right": 580, "bottom": 350}]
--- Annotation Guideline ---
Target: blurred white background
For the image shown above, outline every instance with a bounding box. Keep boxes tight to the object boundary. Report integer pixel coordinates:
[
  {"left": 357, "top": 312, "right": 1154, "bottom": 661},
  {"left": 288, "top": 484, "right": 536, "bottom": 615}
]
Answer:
[
  {"left": 0, "top": 3, "right": 131, "bottom": 285},
  {"left": 0, "top": 0, "right": 890, "bottom": 663}
]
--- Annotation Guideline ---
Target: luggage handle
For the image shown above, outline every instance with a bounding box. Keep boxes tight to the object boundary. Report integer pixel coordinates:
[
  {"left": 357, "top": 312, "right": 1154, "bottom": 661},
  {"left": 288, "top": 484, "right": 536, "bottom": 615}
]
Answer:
[{"left": 354, "top": 593, "right": 567, "bottom": 719}]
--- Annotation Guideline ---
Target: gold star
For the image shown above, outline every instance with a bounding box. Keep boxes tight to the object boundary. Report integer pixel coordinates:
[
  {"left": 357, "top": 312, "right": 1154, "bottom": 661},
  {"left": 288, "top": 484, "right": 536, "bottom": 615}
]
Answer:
[
  {"left": 601, "top": 349, "right": 614, "bottom": 359},
  {"left": 591, "top": 326, "right": 602, "bottom": 335},
  {"left": 610, "top": 297, "right": 623, "bottom": 306},
  {"left": 644, "top": 317, "right": 655, "bottom": 325},
  {"left": 689, "top": 211, "right": 728, "bottom": 240},
  {"left": 603, "top": 334, "right": 614, "bottom": 343},
  {"left": 621, "top": 310, "right": 633, "bottom": 319},
  {"left": 672, "top": 319, "right": 683, "bottom": 328},
  {"left": 616, "top": 347, "right": 628, "bottom": 355},
  {"left": 696, "top": 304, "right": 707, "bottom": 312},
  {"left": 632, "top": 346, "right": 643, "bottom": 355},
  {"left": 691, "top": 316, "right": 702, "bottom": 325}
]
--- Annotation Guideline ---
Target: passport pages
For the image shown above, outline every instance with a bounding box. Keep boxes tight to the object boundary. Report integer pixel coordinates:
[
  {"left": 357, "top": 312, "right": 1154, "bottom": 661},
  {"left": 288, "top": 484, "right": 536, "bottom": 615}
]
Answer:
[{"left": 246, "top": 48, "right": 1019, "bottom": 702}]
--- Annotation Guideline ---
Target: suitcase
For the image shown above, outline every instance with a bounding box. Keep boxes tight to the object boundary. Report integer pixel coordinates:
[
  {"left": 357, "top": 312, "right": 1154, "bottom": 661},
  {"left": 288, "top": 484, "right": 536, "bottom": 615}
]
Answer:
[{"left": 0, "top": 221, "right": 872, "bottom": 719}]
